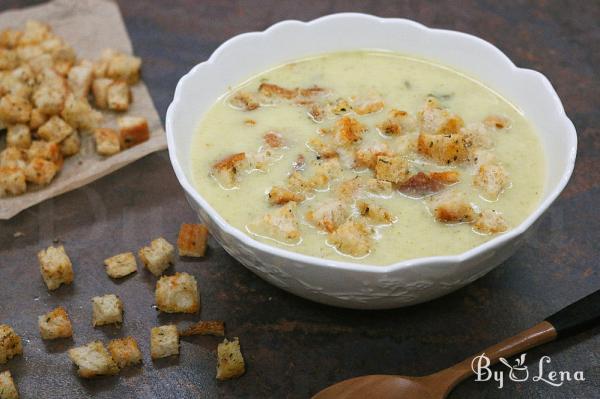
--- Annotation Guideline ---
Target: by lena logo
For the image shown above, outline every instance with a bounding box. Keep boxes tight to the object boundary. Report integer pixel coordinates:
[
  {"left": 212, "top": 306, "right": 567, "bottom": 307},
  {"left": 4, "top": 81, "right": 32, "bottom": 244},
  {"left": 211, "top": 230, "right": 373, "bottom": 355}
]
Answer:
[{"left": 471, "top": 353, "right": 585, "bottom": 389}]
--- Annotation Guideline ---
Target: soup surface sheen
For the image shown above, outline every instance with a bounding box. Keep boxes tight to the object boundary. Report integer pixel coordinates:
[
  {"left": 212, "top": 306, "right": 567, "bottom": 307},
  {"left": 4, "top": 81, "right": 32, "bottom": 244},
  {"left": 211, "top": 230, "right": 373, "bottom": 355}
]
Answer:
[{"left": 191, "top": 51, "right": 545, "bottom": 265}]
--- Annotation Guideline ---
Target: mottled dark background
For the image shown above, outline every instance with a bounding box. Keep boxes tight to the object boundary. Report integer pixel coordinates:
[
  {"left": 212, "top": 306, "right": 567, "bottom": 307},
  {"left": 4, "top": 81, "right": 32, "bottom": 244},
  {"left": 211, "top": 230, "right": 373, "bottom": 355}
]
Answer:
[{"left": 1, "top": 1, "right": 598, "bottom": 398}]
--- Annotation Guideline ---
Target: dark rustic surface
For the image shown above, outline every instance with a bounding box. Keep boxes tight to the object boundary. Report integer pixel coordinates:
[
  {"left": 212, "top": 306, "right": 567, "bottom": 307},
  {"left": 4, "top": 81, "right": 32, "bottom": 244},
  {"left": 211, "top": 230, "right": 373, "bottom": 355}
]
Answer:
[{"left": 1, "top": 0, "right": 599, "bottom": 398}]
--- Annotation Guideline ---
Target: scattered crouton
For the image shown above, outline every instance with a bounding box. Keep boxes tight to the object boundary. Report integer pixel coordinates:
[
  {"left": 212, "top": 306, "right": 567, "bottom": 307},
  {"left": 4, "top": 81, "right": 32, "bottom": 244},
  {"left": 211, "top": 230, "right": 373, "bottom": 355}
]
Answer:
[
  {"left": 106, "top": 52, "right": 142, "bottom": 84},
  {"left": 92, "top": 294, "right": 123, "bottom": 326},
  {"left": 352, "top": 97, "right": 384, "bottom": 115},
  {"left": 38, "top": 306, "right": 73, "bottom": 340},
  {"left": 60, "top": 132, "right": 81, "bottom": 157},
  {"left": 354, "top": 143, "right": 391, "bottom": 169},
  {"left": 6, "top": 124, "right": 31, "bottom": 149},
  {"left": 253, "top": 201, "right": 301, "bottom": 242},
  {"left": 357, "top": 201, "right": 394, "bottom": 224},
  {"left": 151, "top": 325, "right": 179, "bottom": 359},
  {"left": 334, "top": 116, "right": 365, "bottom": 146},
  {"left": 107, "top": 337, "right": 142, "bottom": 369},
  {"left": 94, "top": 128, "right": 120, "bottom": 156},
  {"left": 67, "top": 62, "right": 94, "bottom": 98},
  {"left": 307, "top": 137, "right": 337, "bottom": 159},
  {"left": 0, "top": 94, "right": 31, "bottom": 124},
  {"left": 258, "top": 82, "right": 297, "bottom": 99},
  {"left": 216, "top": 337, "right": 246, "bottom": 380},
  {"left": 0, "top": 148, "right": 26, "bottom": 169},
  {"left": 24, "top": 158, "right": 58, "bottom": 185},
  {"left": 331, "top": 98, "right": 351, "bottom": 115},
  {"left": 418, "top": 97, "right": 464, "bottom": 134},
  {"left": 417, "top": 132, "right": 471, "bottom": 165},
  {"left": 27, "top": 141, "right": 62, "bottom": 166},
  {"left": 61, "top": 93, "right": 101, "bottom": 132},
  {"left": 91, "top": 78, "right": 113, "bottom": 109},
  {"left": 211, "top": 152, "right": 247, "bottom": 188},
  {"left": 32, "top": 81, "right": 66, "bottom": 116},
  {"left": 179, "top": 321, "right": 225, "bottom": 337},
  {"left": 287, "top": 171, "right": 314, "bottom": 194},
  {"left": 484, "top": 115, "right": 510, "bottom": 129},
  {"left": 37, "top": 115, "right": 73, "bottom": 143},
  {"left": 374, "top": 155, "right": 410, "bottom": 184},
  {"left": 474, "top": 210, "right": 508, "bottom": 234},
  {"left": 0, "top": 325, "right": 22, "bottom": 364},
  {"left": 229, "top": 91, "right": 259, "bottom": 111},
  {"left": 365, "top": 178, "right": 393, "bottom": 196},
  {"left": 104, "top": 252, "right": 137, "bottom": 279},
  {"left": 19, "top": 21, "right": 50, "bottom": 46},
  {"left": 267, "top": 186, "right": 305, "bottom": 205},
  {"left": 117, "top": 115, "right": 149, "bottom": 148},
  {"left": 37, "top": 245, "right": 73, "bottom": 290},
  {"left": 138, "top": 237, "right": 175, "bottom": 277},
  {"left": 306, "top": 199, "right": 349, "bottom": 232},
  {"left": 0, "top": 29, "right": 22, "bottom": 49},
  {"left": 155, "top": 272, "right": 200, "bottom": 314},
  {"left": 68, "top": 341, "right": 119, "bottom": 378},
  {"left": 263, "top": 131, "right": 283, "bottom": 148},
  {"left": 429, "top": 190, "right": 476, "bottom": 223},
  {"left": 473, "top": 161, "right": 509, "bottom": 199},
  {"left": 0, "top": 167, "right": 26, "bottom": 197},
  {"left": 177, "top": 224, "right": 209, "bottom": 257},
  {"left": 0, "top": 370, "right": 18, "bottom": 399},
  {"left": 0, "top": 49, "right": 19, "bottom": 71},
  {"left": 329, "top": 219, "right": 373, "bottom": 257},
  {"left": 377, "top": 109, "right": 416, "bottom": 135},
  {"left": 107, "top": 80, "right": 130, "bottom": 111},
  {"left": 398, "top": 171, "right": 459, "bottom": 195}
]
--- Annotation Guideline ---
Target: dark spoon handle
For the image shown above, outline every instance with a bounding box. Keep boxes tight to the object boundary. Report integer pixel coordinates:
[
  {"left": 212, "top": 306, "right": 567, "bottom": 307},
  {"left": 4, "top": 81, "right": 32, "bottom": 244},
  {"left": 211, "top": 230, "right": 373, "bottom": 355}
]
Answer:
[{"left": 545, "top": 288, "right": 600, "bottom": 338}]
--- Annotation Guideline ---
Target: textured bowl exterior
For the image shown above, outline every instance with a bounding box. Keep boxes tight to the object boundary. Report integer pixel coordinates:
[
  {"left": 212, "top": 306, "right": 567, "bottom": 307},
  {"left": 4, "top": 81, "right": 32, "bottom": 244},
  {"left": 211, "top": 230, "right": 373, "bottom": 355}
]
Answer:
[{"left": 166, "top": 14, "right": 577, "bottom": 309}]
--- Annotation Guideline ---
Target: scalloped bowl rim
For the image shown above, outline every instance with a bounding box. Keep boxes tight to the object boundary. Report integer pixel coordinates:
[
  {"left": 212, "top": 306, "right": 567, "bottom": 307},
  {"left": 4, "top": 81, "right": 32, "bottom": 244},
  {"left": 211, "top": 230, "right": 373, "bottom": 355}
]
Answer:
[{"left": 166, "top": 13, "right": 577, "bottom": 275}]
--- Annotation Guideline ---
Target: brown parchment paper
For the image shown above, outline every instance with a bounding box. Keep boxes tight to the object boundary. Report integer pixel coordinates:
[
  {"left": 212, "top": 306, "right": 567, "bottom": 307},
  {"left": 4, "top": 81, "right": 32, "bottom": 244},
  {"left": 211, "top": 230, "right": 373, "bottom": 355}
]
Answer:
[{"left": 0, "top": 0, "right": 167, "bottom": 220}]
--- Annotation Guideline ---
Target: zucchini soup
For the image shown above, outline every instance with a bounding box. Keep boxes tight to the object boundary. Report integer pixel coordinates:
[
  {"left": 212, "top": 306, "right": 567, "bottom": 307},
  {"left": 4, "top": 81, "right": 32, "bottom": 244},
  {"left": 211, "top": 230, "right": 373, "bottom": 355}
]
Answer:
[{"left": 190, "top": 51, "right": 545, "bottom": 265}]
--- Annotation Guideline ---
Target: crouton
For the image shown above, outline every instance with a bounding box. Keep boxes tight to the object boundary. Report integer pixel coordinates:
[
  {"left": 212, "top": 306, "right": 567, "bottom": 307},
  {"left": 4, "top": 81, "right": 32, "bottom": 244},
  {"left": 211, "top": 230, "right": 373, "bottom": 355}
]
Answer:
[
  {"left": 352, "top": 97, "right": 384, "bottom": 115},
  {"left": 0, "top": 325, "right": 22, "bottom": 364},
  {"left": 306, "top": 199, "right": 349, "bottom": 232},
  {"left": 104, "top": 252, "right": 137, "bottom": 279},
  {"left": 32, "top": 82, "right": 66, "bottom": 116},
  {"left": 258, "top": 82, "right": 297, "bottom": 99},
  {"left": 24, "top": 158, "right": 58, "bottom": 185},
  {"left": 60, "top": 132, "right": 81, "bottom": 157},
  {"left": 68, "top": 341, "right": 119, "bottom": 378},
  {"left": 0, "top": 29, "right": 22, "bottom": 49},
  {"left": 10, "top": 65, "right": 34, "bottom": 85},
  {"left": 15, "top": 45, "right": 43, "bottom": 63},
  {"left": 92, "top": 294, "right": 123, "bottom": 326},
  {"left": 365, "top": 178, "right": 393, "bottom": 196},
  {"left": 27, "top": 141, "right": 62, "bottom": 166},
  {"left": 107, "top": 337, "right": 142, "bottom": 369},
  {"left": 429, "top": 190, "right": 476, "bottom": 223},
  {"left": 473, "top": 162, "right": 509, "bottom": 199},
  {"left": 211, "top": 152, "right": 247, "bottom": 188},
  {"left": 117, "top": 116, "right": 149, "bottom": 148},
  {"left": 331, "top": 98, "right": 352, "bottom": 115},
  {"left": 38, "top": 306, "right": 73, "bottom": 340},
  {"left": 334, "top": 116, "right": 365, "bottom": 146},
  {"left": 94, "top": 128, "right": 120, "bottom": 156},
  {"left": 19, "top": 20, "right": 50, "bottom": 46},
  {"left": 484, "top": 115, "right": 510, "bottom": 130},
  {"left": 0, "top": 167, "right": 26, "bottom": 197},
  {"left": 151, "top": 325, "right": 179, "bottom": 359},
  {"left": 417, "top": 132, "right": 471, "bottom": 165},
  {"left": 53, "top": 60, "right": 73, "bottom": 76},
  {"left": 106, "top": 53, "right": 141, "bottom": 84},
  {"left": 357, "top": 201, "right": 394, "bottom": 224},
  {"left": 139, "top": 237, "right": 175, "bottom": 276},
  {"left": 107, "top": 81, "right": 130, "bottom": 111},
  {"left": 377, "top": 109, "right": 412, "bottom": 135},
  {"left": 460, "top": 122, "right": 494, "bottom": 150},
  {"left": 229, "top": 91, "right": 259, "bottom": 111},
  {"left": 177, "top": 224, "right": 209, "bottom": 257},
  {"left": 0, "top": 49, "right": 19, "bottom": 70},
  {"left": 179, "top": 321, "right": 225, "bottom": 337},
  {"left": 0, "top": 370, "right": 18, "bottom": 399},
  {"left": 37, "top": 115, "right": 73, "bottom": 143},
  {"left": 61, "top": 93, "right": 101, "bottom": 132},
  {"left": 374, "top": 155, "right": 410, "bottom": 184},
  {"left": 267, "top": 186, "right": 304, "bottom": 205},
  {"left": 155, "top": 272, "right": 200, "bottom": 314},
  {"left": 354, "top": 143, "right": 391, "bottom": 169},
  {"left": 37, "top": 245, "right": 73, "bottom": 290},
  {"left": 253, "top": 201, "right": 301, "bottom": 242},
  {"left": 0, "top": 95, "right": 31, "bottom": 124},
  {"left": 418, "top": 97, "right": 464, "bottom": 134},
  {"left": 306, "top": 102, "right": 325, "bottom": 122},
  {"left": 398, "top": 171, "right": 459, "bottom": 195},
  {"left": 0, "top": 148, "right": 25, "bottom": 169},
  {"left": 287, "top": 171, "right": 314, "bottom": 194},
  {"left": 67, "top": 62, "right": 94, "bottom": 98},
  {"left": 307, "top": 137, "right": 337, "bottom": 159},
  {"left": 474, "top": 210, "right": 508, "bottom": 234},
  {"left": 27, "top": 53, "right": 53, "bottom": 75},
  {"left": 329, "top": 219, "right": 373, "bottom": 257},
  {"left": 216, "top": 338, "right": 246, "bottom": 380},
  {"left": 91, "top": 78, "right": 113, "bottom": 109},
  {"left": 29, "top": 108, "right": 47, "bottom": 130},
  {"left": 0, "top": 74, "right": 32, "bottom": 99},
  {"left": 263, "top": 131, "right": 283, "bottom": 148}
]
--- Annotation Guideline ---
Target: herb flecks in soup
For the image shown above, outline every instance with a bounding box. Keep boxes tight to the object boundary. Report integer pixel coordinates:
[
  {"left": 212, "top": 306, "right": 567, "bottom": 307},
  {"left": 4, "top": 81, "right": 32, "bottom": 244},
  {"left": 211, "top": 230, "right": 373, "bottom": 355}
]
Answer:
[{"left": 191, "top": 51, "right": 545, "bottom": 265}]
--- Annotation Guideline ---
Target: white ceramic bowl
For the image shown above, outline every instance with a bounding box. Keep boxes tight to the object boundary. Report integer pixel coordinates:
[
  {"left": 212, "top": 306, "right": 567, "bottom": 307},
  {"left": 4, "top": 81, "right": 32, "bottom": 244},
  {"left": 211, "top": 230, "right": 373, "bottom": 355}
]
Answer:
[{"left": 166, "top": 13, "right": 577, "bottom": 309}]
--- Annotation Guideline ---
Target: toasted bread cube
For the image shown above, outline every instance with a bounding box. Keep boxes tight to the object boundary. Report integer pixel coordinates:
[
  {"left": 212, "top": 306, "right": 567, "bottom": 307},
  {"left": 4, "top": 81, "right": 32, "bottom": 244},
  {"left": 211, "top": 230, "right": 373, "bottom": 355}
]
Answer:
[
  {"left": 0, "top": 370, "right": 18, "bottom": 399},
  {"left": 0, "top": 49, "right": 19, "bottom": 70},
  {"left": 334, "top": 116, "right": 365, "bottom": 146},
  {"left": 60, "top": 132, "right": 81, "bottom": 157},
  {"left": 417, "top": 133, "right": 471, "bottom": 165},
  {"left": 91, "top": 78, "right": 113, "bottom": 109},
  {"left": 139, "top": 237, "right": 174, "bottom": 276},
  {"left": 484, "top": 114, "right": 511, "bottom": 129},
  {"left": 329, "top": 219, "right": 373, "bottom": 257},
  {"left": 37, "top": 115, "right": 73, "bottom": 143},
  {"left": 104, "top": 252, "right": 137, "bottom": 279},
  {"left": 0, "top": 29, "right": 22, "bottom": 49},
  {"left": 27, "top": 53, "right": 54, "bottom": 75},
  {"left": 177, "top": 224, "right": 209, "bottom": 257},
  {"left": 92, "top": 294, "right": 123, "bottom": 326},
  {"left": 151, "top": 325, "right": 179, "bottom": 359},
  {"left": 429, "top": 190, "right": 476, "bottom": 223},
  {"left": 118, "top": 116, "right": 149, "bottom": 148},
  {"left": 38, "top": 245, "right": 73, "bottom": 290},
  {"left": 25, "top": 158, "right": 58, "bottom": 185},
  {"left": 474, "top": 210, "right": 508, "bottom": 234},
  {"left": 38, "top": 306, "right": 73, "bottom": 340},
  {"left": 32, "top": 82, "right": 66, "bottom": 116},
  {"left": 179, "top": 321, "right": 225, "bottom": 337},
  {"left": 0, "top": 74, "right": 32, "bottom": 99},
  {"left": 67, "top": 62, "right": 94, "bottom": 98},
  {"left": 107, "top": 337, "right": 142, "bottom": 369},
  {"left": 61, "top": 93, "right": 101, "bottom": 132},
  {"left": 211, "top": 152, "right": 247, "bottom": 188},
  {"left": 374, "top": 155, "right": 410, "bottom": 184},
  {"left": 10, "top": 65, "right": 35, "bottom": 85},
  {"left": 53, "top": 60, "right": 72, "bottom": 76},
  {"left": 0, "top": 167, "right": 26, "bottom": 197},
  {"left": 0, "top": 95, "right": 31, "bottom": 124},
  {"left": 418, "top": 97, "right": 464, "bottom": 134},
  {"left": 27, "top": 141, "right": 62, "bottom": 166},
  {"left": 68, "top": 341, "right": 119, "bottom": 378},
  {"left": 19, "top": 20, "right": 50, "bottom": 46},
  {"left": 253, "top": 201, "right": 301, "bottom": 242},
  {"left": 6, "top": 124, "right": 31, "bottom": 149},
  {"left": 0, "top": 325, "right": 22, "bottom": 365},
  {"left": 216, "top": 337, "right": 245, "bottom": 380},
  {"left": 0, "top": 148, "right": 26, "bottom": 169},
  {"left": 155, "top": 272, "right": 200, "bottom": 314},
  {"left": 106, "top": 53, "right": 142, "bottom": 84},
  {"left": 357, "top": 201, "right": 394, "bottom": 224},
  {"left": 306, "top": 199, "right": 349, "bottom": 233},
  {"left": 229, "top": 91, "right": 259, "bottom": 111},
  {"left": 15, "top": 45, "right": 43, "bottom": 63},
  {"left": 267, "top": 186, "right": 304, "bottom": 205},
  {"left": 94, "top": 128, "right": 120, "bottom": 156},
  {"left": 354, "top": 143, "right": 391, "bottom": 169},
  {"left": 29, "top": 108, "right": 47, "bottom": 130},
  {"left": 365, "top": 178, "right": 393, "bottom": 196},
  {"left": 107, "top": 81, "right": 130, "bottom": 111},
  {"left": 474, "top": 162, "right": 509, "bottom": 199}
]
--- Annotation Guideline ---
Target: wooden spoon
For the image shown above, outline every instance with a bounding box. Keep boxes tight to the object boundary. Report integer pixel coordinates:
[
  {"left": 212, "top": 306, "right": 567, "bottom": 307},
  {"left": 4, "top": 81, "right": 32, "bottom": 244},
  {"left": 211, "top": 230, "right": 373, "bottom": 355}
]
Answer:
[{"left": 313, "top": 288, "right": 600, "bottom": 399}]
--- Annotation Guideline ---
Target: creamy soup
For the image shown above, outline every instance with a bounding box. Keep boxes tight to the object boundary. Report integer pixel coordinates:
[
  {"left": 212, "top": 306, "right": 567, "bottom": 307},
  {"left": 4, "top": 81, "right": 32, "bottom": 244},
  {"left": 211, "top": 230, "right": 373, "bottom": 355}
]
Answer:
[{"left": 190, "top": 51, "right": 545, "bottom": 265}]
